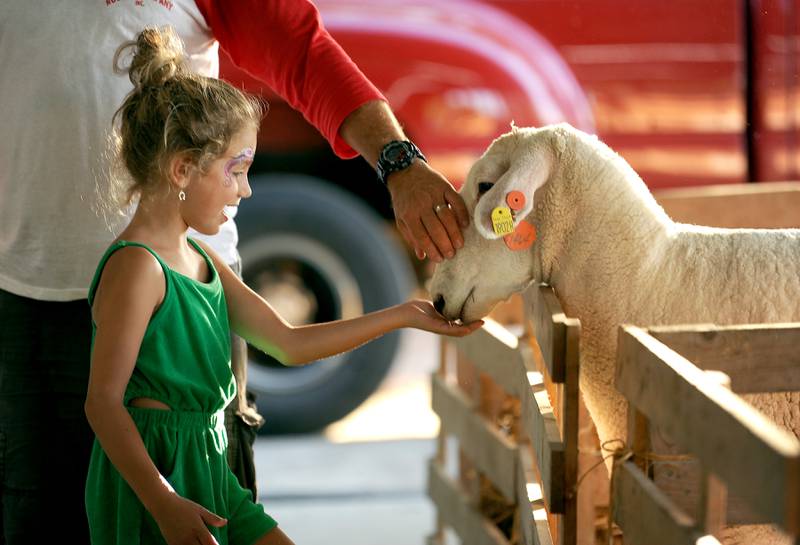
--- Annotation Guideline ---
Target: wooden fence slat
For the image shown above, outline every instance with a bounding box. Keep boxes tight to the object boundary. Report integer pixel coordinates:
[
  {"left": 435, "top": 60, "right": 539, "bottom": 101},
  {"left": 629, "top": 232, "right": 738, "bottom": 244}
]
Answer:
[
  {"left": 518, "top": 348, "right": 566, "bottom": 514},
  {"left": 616, "top": 326, "right": 800, "bottom": 533},
  {"left": 532, "top": 285, "right": 579, "bottom": 384},
  {"left": 428, "top": 460, "right": 511, "bottom": 545},
  {"left": 451, "top": 320, "right": 526, "bottom": 398},
  {"left": 650, "top": 323, "right": 800, "bottom": 393},
  {"left": 432, "top": 373, "right": 518, "bottom": 501},
  {"left": 517, "top": 445, "right": 555, "bottom": 545},
  {"left": 651, "top": 457, "right": 772, "bottom": 526},
  {"left": 561, "top": 320, "right": 580, "bottom": 545},
  {"left": 612, "top": 461, "right": 719, "bottom": 545}
]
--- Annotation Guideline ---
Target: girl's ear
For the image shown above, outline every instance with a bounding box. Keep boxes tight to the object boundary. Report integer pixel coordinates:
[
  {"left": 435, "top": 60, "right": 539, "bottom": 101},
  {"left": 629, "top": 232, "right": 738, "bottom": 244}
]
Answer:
[
  {"left": 167, "top": 152, "right": 195, "bottom": 190},
  {"left": 473, "top": 136, "right": 553, "bottom": 240}
]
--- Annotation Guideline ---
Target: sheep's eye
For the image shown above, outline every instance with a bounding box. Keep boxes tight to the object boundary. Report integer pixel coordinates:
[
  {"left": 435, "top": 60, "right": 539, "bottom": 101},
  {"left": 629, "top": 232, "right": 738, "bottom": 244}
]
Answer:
[{"left": 477, "top": 181, "right": 494, "bottom": 195}]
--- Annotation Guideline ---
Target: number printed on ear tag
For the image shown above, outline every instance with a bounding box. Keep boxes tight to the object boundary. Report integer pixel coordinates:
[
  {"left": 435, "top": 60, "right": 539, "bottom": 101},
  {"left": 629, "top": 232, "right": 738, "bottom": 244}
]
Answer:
[{"left": 491, "top": 206, "right": 514, "bottom": 235}]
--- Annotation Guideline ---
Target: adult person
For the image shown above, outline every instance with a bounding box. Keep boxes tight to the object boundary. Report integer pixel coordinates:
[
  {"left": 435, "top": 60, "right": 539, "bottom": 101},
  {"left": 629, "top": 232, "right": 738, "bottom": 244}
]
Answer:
[{"left": 0, "top": 1, "right": 467, "bottom": 543}]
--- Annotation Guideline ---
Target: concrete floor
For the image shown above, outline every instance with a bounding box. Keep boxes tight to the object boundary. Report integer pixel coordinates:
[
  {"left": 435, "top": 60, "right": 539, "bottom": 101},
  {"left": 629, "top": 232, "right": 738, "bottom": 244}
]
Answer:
[
  {"left": 254, "top": 329, "right": 442, "bottom": 545},
  {"left": 256, "top": 436, "right": 437, "bottom": 545}
]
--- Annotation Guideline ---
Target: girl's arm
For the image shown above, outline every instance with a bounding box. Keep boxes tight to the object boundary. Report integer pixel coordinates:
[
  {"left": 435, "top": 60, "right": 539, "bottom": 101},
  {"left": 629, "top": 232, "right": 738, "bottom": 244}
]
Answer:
[
  {"left": 85, "top": 248, "right": 226, "bottom": 543},
  {"left": 286, "top": 299, "right": 482, "bottom": 364},
  {"left": 201, "top": 242, "right": 482, "bottom": 366}
]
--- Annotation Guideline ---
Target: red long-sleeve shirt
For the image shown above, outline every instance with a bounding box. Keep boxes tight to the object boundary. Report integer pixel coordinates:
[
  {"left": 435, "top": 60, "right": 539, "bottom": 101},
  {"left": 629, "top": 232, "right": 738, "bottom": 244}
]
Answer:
[{"left": 196, "top": 0, "right": 385, "bottom": 158}]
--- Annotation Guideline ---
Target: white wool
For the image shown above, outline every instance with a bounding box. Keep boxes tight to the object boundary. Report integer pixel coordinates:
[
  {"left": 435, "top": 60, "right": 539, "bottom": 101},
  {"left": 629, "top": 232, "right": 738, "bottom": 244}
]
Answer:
[{"left": 430, "top": 124, "right": 800, "bottom": 544}]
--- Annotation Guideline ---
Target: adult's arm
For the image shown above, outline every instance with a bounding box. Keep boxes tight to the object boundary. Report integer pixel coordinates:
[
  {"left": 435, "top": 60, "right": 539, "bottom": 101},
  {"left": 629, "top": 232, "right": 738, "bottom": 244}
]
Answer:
[
  {"left": 196, "top": 0, "right": 380, "bottom": 158},
  {"left": 196, "top": 0, "right": 469, "bottom": 260}
]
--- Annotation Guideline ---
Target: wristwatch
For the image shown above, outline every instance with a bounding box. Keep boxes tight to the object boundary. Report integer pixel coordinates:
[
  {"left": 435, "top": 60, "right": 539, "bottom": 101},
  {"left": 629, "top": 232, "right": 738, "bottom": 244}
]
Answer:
[{"left": 376, "top": 140, "right": 426, "bottom": 185}]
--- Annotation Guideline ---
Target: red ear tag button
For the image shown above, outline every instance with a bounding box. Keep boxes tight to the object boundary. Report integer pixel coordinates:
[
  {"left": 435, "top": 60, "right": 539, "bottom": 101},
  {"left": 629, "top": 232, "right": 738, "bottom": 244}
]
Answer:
[
  {"left": 503, "top": 220, "right": 536, "bottom": 251},
  {"left": 506, "top": 191, "right": 526, "bottom": 211}
]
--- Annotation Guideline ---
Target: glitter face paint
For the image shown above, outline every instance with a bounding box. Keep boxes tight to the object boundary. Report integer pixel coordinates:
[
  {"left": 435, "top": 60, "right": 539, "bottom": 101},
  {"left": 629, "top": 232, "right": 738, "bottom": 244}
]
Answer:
[{"left": 223, "top": 147, "right": 254, "bottom": 186}]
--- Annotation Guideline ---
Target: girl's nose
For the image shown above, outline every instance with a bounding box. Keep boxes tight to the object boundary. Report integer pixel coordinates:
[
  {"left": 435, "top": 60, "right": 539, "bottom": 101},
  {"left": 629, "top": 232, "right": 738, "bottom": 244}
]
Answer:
[{"left": 238, "top": 176, "right": 252, "bottom": 199}]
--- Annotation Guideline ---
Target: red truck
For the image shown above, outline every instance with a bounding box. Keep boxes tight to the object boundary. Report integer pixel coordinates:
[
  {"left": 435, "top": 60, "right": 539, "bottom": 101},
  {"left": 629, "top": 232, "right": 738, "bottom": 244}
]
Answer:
[{"left": 220, "top": 0, "right": 799, "bottom": 433}]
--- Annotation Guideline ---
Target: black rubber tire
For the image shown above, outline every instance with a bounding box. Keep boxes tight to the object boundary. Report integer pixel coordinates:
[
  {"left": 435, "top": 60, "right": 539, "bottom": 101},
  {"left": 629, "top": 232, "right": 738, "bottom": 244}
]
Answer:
[{"left": 235, "top": 175, "right": 414, "bottom": 434}]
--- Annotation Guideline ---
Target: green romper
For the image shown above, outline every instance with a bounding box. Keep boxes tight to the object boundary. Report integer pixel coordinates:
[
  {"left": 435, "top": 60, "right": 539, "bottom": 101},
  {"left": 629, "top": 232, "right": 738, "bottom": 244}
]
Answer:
[{"left": 85, "top": 240, "right": 277, "bottom": 545}]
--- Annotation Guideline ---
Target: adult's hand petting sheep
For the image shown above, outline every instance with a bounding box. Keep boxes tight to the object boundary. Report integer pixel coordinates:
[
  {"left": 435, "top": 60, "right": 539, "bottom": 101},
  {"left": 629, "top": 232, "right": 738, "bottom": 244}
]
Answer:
[
  {"left": 430, "top": 123, "right": 800, "bottom": 544},
  {"left": 340, "top": 100, "right": 470, "bottom": 263},
  {"left": 386, "top": 160, "right": 470, "bottom": 263}
]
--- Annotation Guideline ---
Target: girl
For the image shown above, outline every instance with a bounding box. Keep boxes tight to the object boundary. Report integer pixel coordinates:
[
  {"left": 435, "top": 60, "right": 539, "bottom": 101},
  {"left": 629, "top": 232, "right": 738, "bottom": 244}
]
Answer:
[{"left": 84, "top": 26, "right": 481, "bottom": 545}]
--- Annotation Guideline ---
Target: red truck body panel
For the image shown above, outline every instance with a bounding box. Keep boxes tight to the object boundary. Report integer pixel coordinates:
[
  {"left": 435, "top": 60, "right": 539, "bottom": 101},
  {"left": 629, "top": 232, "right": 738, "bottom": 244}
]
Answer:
[{"left": 220, "top": 0, "right": 799, "bottom": 190}]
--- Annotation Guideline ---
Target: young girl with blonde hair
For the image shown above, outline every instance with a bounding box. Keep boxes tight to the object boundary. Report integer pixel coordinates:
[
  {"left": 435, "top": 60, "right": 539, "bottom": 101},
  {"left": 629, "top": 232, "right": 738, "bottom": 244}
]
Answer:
[{"left": 84, "top": 26, "right": 481, "bottom": 545}]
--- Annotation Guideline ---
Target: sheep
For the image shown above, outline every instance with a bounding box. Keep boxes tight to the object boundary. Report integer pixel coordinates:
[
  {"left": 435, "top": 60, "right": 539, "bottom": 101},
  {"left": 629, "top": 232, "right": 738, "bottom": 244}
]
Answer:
[{"left": 429, "top": 123, "right": 800, "bottom": 544}]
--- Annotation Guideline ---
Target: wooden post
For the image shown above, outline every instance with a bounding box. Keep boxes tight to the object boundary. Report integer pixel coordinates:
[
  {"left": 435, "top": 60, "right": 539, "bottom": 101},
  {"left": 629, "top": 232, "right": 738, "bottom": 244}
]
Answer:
[
  {"left": 560, "top": 324, "right": 580, "bottom": 545},
  {"left": 697, "top": 371, "right": 731, "bottom": 536},
  {"left": 627, "top": 407, "right": 651, "bottom": 475},
  {"left": 700, "top": 471, "right": 727, "bottom": 536}
]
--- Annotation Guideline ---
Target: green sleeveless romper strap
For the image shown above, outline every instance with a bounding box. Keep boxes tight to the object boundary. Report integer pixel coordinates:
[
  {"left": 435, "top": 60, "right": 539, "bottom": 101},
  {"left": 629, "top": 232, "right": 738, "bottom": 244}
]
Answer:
[{"left": 84, "top": 240, "right": 277, "bottom": 545}]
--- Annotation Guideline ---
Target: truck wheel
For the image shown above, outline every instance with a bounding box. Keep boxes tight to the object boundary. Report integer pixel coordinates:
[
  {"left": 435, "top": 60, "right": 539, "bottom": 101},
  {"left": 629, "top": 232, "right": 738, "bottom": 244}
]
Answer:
[{"left": 236, "top": 175, "right": 414, "bottom": 434}]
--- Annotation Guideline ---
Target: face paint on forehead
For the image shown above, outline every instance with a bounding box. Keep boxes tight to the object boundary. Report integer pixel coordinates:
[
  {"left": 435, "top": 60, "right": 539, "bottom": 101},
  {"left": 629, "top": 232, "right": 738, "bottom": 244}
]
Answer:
[{"left": 223, "top": 147, "right": 255, "bottom": 186}]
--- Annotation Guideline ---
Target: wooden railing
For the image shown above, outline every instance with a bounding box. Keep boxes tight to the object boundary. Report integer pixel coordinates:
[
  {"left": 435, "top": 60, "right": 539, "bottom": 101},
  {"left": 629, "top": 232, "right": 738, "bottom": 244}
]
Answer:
[
  {"left": 429, "top": 285, "right": 800, "bottom": 544},
  {"left": 612, "top": 324, "right": 800, "bottom": 545},
  {"left": 428, "top": 284, "right": 581, "bottom": 545}
]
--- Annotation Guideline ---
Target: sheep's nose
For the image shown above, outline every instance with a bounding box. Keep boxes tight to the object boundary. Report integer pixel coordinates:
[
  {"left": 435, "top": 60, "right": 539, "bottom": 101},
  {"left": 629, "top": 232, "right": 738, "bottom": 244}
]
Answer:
[{"left": 433, "top": 294, "right": 446, "bottom": 314}]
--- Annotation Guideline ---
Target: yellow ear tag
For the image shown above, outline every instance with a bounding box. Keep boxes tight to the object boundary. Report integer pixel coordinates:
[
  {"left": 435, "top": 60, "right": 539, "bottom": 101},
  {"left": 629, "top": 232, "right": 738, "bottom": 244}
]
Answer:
[{"left": 491, "top": 206, "right": 514, "bottom": 236}]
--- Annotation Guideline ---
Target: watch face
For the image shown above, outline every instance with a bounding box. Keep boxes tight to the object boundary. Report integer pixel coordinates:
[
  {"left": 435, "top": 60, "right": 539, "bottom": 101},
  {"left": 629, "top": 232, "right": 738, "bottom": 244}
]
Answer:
[
  {"left": 384, "top": 142, "right": 409, "bottom": 163},
  {"left": 377, "top": 141, "right": 425, "bottom": 184}
]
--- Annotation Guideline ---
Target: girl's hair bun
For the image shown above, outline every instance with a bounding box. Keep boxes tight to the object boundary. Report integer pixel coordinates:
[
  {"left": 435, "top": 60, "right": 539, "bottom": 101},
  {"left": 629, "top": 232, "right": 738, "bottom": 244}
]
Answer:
[{"left": 116, "top": 26, "right": 187, "bottom": 89}]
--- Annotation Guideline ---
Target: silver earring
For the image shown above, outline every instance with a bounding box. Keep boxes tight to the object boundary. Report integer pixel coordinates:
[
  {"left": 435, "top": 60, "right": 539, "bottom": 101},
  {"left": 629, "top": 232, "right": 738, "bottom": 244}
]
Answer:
[{"left": 178, "top": 190, "right": 186, "bottom": 201}]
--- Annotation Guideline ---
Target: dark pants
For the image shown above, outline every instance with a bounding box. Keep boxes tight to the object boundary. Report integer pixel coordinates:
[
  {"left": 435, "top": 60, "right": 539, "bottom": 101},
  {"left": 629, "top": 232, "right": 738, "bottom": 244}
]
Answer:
[
  {"left": 224, "top": 258, "right": 262, "bottom": 501},
  {"left": 224, "top": 380, "right": 259, "bottom": 500},
  {"left": 0, "top": 289, "right": 94, "bottom": 544}
]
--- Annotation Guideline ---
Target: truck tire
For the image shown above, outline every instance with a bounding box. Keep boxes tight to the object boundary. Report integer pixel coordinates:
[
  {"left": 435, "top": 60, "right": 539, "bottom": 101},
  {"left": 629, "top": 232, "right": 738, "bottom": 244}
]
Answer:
[{"left": 235, "top": 175, "right": 414, "bottom": 434}]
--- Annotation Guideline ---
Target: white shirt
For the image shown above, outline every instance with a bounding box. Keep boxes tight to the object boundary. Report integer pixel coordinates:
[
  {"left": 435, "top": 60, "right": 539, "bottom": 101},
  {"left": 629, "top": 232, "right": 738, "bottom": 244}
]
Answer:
[{"left": 0, "top": 0, "right": 237, "bottom": 301}]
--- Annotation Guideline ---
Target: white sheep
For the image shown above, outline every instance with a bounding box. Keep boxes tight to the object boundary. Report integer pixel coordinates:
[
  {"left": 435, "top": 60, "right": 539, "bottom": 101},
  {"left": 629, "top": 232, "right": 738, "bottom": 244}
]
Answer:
[{"left": 429, "top": 123, "right": 800, "bottom": 544}]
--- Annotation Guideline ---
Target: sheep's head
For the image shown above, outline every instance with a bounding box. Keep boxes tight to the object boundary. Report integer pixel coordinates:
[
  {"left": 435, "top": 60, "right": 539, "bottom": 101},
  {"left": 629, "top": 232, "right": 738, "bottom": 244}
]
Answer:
[{"left": 429, "top": 124, "right": 565, "bottom": 322}]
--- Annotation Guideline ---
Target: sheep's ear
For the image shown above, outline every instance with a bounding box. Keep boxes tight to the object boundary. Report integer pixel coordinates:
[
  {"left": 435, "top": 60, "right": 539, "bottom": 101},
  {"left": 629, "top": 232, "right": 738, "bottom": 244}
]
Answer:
[{"left": 473, "top": 140, "right": 552, "bottom": 240}]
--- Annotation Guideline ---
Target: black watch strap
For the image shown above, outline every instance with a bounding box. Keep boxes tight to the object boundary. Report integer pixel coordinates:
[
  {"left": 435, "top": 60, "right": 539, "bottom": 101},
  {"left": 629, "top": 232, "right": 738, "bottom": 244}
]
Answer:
[{"left": 376, "top": 140, "right": 426, "bottom": 185}]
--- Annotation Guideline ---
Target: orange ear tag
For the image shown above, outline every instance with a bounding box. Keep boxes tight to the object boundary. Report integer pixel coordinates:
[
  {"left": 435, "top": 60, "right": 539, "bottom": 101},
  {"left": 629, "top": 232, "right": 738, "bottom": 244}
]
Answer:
[
  {"left": 491, "top": 206, "right": 514, "bottom": 235},
  {"left": 503, "top": 220, "right": 536, "bottom": 251},
  {"left": 506, "top": 191, "right": 526, "bottom": 211}
]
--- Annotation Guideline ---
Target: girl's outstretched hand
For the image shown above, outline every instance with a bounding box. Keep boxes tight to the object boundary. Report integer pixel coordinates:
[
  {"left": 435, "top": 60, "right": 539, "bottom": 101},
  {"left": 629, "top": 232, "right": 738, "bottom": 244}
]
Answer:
[{"left": 402, "top": 299, "right": 484, "bottom": 336}]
